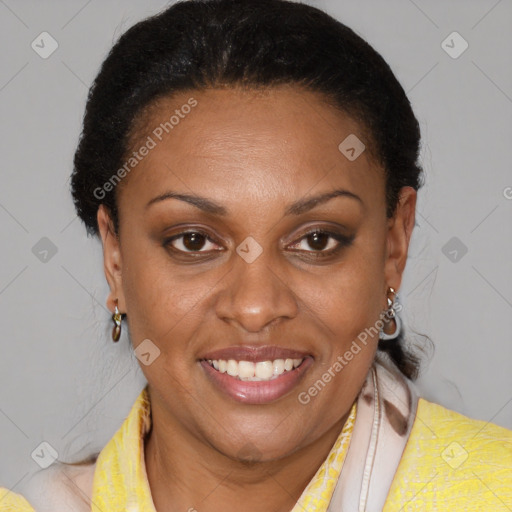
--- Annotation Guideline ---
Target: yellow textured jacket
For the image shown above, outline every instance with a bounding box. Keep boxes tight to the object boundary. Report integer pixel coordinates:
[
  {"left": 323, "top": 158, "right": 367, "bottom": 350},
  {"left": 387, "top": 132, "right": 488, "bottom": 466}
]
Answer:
[{"left": 1, "top": 382, "right": 511, "bottom": 511}]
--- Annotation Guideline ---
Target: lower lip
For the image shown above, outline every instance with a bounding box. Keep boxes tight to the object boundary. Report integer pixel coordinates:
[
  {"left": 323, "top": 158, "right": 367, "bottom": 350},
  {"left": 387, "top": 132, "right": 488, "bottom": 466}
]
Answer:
[{"left": 200, "top": 357, "right": 313, "bottom": 405}]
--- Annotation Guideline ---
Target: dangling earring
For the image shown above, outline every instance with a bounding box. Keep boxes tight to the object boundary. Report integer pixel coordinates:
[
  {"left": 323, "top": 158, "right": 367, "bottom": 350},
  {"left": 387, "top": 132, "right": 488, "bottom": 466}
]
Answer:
[
  {"left": 379, "top": 287, "right": 401, "bottom": 341},
  {"left": 111, "top": 298, "right": 123, "bottom": 342}
]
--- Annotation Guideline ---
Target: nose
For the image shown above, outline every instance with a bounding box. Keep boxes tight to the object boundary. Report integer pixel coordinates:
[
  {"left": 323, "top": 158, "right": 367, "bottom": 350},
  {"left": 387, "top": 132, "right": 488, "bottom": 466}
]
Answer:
[{"left": 214, "top": 247, "right": 299, "bottom": 333}]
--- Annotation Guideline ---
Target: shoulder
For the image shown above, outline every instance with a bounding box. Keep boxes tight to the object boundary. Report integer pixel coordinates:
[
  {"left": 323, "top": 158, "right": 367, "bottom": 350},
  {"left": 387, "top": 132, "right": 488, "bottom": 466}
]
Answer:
[
  {"left": 14, "top": 461, "right": 96, "bottom": 512},
  {"left": 415, "top": 397, "right": 512, "bottom": 436},
  {"left": 385, "top": 398, "right": 512, "bottom": 511},
  {"left": 0, "top": 488, "right": 35, "bottom": 511},
  {"left": 414, "top": 398, "right": 512, "bottom": 459}
]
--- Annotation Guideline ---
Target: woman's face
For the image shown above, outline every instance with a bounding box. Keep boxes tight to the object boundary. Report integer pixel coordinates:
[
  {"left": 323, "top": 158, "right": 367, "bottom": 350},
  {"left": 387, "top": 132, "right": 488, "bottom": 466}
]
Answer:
[{"left": 98, "top": 85, "right": 416, "bottom": 461}]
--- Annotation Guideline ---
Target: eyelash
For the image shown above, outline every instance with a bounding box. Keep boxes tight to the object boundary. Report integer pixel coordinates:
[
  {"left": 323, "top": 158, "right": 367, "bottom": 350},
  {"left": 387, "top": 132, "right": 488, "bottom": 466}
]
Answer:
[{"left": 163, "top": 228, "right": 354, "bottom": 259}]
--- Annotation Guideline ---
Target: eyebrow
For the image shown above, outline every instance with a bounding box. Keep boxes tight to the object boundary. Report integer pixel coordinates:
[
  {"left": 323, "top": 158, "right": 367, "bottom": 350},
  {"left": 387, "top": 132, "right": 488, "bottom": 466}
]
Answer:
[{"left": 145, "top": 188, "right": 363, "bottom": 216}]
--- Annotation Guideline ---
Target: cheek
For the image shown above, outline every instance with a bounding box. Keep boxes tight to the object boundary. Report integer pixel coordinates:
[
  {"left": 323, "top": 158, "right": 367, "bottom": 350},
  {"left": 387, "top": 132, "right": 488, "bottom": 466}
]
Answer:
[
  {"left": 295, "top": 244, "right": 386, "bottom": 436},
  {"left": 119, "top": 239, "right": 216, "bottom": 354},
  {"left": 305, "top": 238, "right": 386, "bottom": 344}
]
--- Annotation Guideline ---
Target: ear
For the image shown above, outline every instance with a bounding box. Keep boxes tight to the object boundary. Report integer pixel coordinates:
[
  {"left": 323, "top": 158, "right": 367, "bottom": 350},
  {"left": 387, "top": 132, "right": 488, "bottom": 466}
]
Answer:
[
  {"left": 97, "top": 205, "right": 126, "bottom": 314},
  {"left": 383, "top": 186, "right": 417, "bottom": 302}
]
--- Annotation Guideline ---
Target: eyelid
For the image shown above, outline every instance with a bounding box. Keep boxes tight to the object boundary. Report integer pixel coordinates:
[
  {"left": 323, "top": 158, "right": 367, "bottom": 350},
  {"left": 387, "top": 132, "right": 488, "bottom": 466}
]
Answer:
[{"left": 284, "top": 222, "right": 352, "bottom": 245}]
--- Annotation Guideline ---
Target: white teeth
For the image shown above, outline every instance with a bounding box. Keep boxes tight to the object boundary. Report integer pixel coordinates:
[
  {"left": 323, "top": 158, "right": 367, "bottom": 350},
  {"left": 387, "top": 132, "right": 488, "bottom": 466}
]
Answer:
[
  {"left": 255, "top": 361, "right": 273, "bottom": 379},
  {"left": 227, "top": 359, "right": 238, "bottom": 377},
  {"left": 206, "top": 357, "right": 305, "bottom": 381},
  {"left": 238, "top": 361, "right": 255, "bottom": 379},
  {"left": 273, "top": 359, "right": 285, "bottom": 375}
]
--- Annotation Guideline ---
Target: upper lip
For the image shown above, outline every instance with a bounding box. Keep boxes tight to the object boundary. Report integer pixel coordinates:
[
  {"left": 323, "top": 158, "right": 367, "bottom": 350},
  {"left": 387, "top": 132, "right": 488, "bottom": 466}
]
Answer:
[{"left": 200, "top": 345, "right": 311, "bottom": 362}]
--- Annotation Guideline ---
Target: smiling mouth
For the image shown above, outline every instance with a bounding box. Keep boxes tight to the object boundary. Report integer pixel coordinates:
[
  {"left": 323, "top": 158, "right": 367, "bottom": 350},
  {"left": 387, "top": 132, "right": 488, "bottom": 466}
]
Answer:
[{"left": 203, "top": 358, "right": 305, "bottom": 381}]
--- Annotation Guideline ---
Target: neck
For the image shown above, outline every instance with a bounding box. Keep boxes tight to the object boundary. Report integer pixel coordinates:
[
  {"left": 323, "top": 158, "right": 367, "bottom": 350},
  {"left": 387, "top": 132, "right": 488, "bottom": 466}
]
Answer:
[{"left": 144, "top": 391, "right": 350, "bottom": 512}]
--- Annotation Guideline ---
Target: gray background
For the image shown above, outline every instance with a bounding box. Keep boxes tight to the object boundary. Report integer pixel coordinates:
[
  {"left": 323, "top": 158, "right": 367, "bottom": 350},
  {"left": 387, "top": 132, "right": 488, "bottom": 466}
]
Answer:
[{"left": 1, "top": 0, "right": 511, "bottom": 494}]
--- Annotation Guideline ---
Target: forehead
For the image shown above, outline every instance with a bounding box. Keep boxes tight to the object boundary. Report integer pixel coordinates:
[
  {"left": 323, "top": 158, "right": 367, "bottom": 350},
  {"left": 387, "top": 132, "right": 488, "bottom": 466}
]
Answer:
[{"left": 120, "top": 86, "right": 384, "bottom": 211}]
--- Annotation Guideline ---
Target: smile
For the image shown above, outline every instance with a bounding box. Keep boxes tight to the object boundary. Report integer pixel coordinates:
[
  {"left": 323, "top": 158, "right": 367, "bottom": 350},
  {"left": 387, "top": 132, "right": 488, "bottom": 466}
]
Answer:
[
  {"left": 199, "top": 346, "right": 313, "bottom": 404},
  {"left": 205, "top": 358, "right": 305, "bottom": 381}
]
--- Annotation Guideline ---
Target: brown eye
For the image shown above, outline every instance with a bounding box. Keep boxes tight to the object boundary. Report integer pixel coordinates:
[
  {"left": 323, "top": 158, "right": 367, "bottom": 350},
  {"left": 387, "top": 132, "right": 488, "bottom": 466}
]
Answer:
[
  {"left": 182, "top": 232, "right": 207, "bottom": 251},
  {"left": 288, "top": 229, "right": 355, "bottom": 256},
  {"left": 305, "top": 231, "right": 331, "bottom": 251},
  {"left": 164, "top": 231, "right": 220, "bottom": 253}
]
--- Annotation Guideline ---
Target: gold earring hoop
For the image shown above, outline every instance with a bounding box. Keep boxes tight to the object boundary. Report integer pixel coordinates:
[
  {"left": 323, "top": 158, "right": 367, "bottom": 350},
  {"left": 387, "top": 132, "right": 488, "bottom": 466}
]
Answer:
[{"left": 112, "top": 299, "right": 123, "bottom": 342}]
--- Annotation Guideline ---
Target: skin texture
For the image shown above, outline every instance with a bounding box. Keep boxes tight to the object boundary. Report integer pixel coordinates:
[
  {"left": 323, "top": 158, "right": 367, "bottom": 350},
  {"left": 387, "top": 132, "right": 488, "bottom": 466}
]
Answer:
[{"left": 97, "top": 85, "right": 416, "bottom": 512}]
